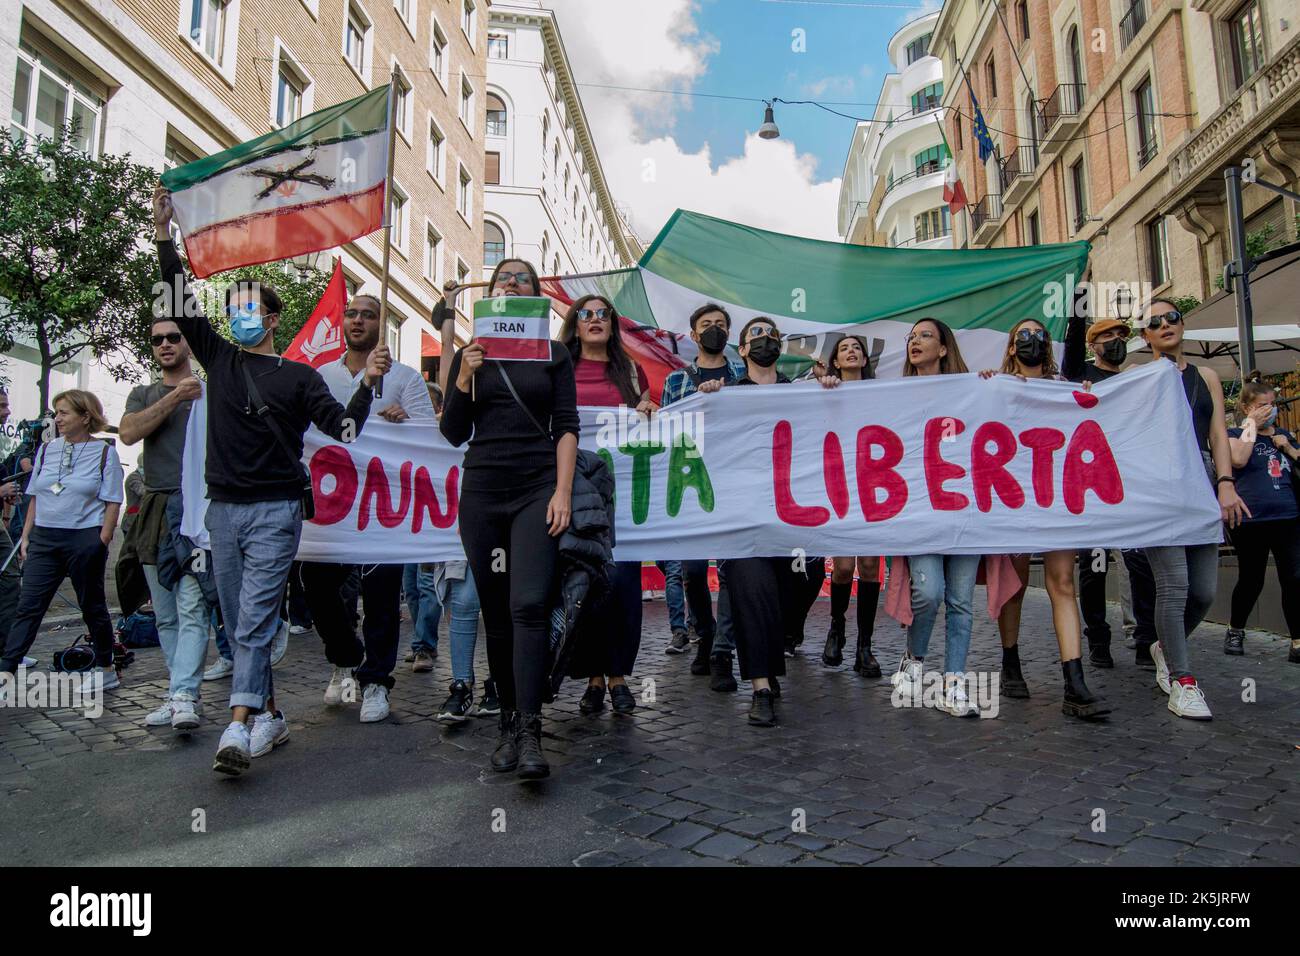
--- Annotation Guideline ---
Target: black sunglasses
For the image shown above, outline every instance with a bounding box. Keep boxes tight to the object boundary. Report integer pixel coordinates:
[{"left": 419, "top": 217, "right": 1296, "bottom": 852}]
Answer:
[
  {"left": 576, "top": 307, "right": 612, "bottom": 323},
  {"left": 1146, "top": 310, "right": 1183, "bottom": 330},
  {"left": 494, "top": 271, "right": 534, "bottom": 286},
  {"left": 1016, "top": 328, "right": 1047, "bottom": 343},
  {"left": 151, "top": 332, "right": 183, "bottom": 346}
]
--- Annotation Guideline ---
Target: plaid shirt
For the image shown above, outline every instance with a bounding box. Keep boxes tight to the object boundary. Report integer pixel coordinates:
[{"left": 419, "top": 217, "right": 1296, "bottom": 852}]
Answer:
[{"left": 660, "top": 358, "right": 747, "bottom": 407}]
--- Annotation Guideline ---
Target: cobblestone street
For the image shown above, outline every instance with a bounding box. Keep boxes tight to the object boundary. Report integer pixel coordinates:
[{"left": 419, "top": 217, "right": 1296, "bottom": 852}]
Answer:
[{"left": 3, "top": 590, "right": 1297, "bottom": 866}]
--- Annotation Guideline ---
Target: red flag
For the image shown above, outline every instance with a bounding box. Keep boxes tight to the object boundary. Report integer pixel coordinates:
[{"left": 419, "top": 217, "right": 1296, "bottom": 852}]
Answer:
[{"left": 284, "top": 258, "right": 348, "bottom": 367}]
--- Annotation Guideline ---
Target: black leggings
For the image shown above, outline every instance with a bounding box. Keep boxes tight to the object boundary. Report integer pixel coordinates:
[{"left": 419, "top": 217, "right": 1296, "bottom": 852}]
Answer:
[
  {"left": 1229, "top": 518, "right": 1300, "bottom": 637},
  {"left": 459, "top": 483, "right": 558, "bottom": 714},
  {"left": 569, "top": 561, "right": 643, "bottom": 679}
]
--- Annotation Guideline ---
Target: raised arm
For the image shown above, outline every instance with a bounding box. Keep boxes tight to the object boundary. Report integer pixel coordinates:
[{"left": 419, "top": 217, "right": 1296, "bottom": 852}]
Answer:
[
  {"left": 303, "top": 369, "right": 375, "bottom": 442},
  {"left": 153, "top": 185, "right": 228, "bottom": 368},
  {"left": 1061, "top": 308, "right": 1087, "bottom": 382}
]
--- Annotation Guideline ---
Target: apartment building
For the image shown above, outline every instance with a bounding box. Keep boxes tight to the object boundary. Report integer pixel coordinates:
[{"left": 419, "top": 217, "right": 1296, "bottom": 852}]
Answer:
[
  {"left": 838, "top": 12, "right": 953, "bottom": 250},
  {"left": 1, "top": 0, "right": 488, "bottom": 465}
]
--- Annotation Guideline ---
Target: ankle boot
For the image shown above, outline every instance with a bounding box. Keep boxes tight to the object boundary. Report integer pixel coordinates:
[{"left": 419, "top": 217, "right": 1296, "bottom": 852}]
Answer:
[
  {"left": 1001, "top": 644, "right": 1030, "bottom": 699},
  {"left": 822, "top": 618, "right": 847, "bottom": 666},
  {"left": 1088, "top": 641, "right": 1115, "bottom": 668},
  {"left": 1061, "top": 658, "right": 1111, "bottom": 721},
  {"left": 709, "top": 652, "right": 737, "bottom": 692},
  {"left": 516, "top": 712, "right": 550, "bottom": 779},
  {"left": 853, "top": 638, "right": 881, "bottom": 678},
  {"left": 690, "top": 631, "right": 714, "bottom": 675},
  {"left": 491, "top": 711, "right": 520, "bottom": 772}
]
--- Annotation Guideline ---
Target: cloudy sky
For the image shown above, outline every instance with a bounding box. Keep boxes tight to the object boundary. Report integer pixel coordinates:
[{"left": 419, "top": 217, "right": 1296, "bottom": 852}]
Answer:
[{"left": 547, "top": 0, "right": 942, "bottom": 245}]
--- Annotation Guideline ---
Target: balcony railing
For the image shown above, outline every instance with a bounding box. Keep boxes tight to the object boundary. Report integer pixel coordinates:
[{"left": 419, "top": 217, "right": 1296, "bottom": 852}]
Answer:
[
  {"left": 892, "top": 230, "right": 951, "bottom": 248},
  {"left": 1041, "top": 83, "right": 1085, "bottom": 132},
  {"left": 970, "top": 194, "right": 1003, "bottom": 239},
  {"left": 1136, "top": 134, "right": 1159, "bottom": 169},
  {"left": 1119, "top": 0, "right": 1148, "bottom": 51},
  {"left": 883, "top": 161, "right": 949, "bottom": 198},
  {"left": 999, "top": 144, "right": 1039, "bottom": 194}
]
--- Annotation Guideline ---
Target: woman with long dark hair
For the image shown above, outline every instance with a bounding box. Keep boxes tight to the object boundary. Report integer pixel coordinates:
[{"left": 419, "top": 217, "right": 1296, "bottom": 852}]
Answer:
[
  {"left": 817, "top": 335, "right": 883, "bottom": 677},
  {"left": 440, "top": 258, "right": 579, "bottom": 778},
  {"left": 979, "top": 318, "right": 1109, "bottom": 720},
  {"left": 557, "top": 295, "right": 654, "bottom": 714}
]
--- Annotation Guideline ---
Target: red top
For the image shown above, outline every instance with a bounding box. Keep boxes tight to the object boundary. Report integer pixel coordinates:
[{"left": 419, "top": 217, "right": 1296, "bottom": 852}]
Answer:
[{"left": 574, "top": 356, "right": 649, "bottom": 407}]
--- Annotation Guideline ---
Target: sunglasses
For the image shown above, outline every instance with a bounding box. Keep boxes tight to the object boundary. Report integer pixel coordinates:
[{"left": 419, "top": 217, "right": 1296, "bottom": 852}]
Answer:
[
  {"left": 225, "top": 303, "right": 260, "bottom": 319},
  {"left": 1016, "top": 328, "right": 1047, "bottom": 343},
  {"left": 746, "top": 325, "right": 777, "bottom": 341},
  {"left": 494, "top": 271, "right": 534, "bottom": 287},
  {"left": 344, "top": 309, "right": 379, "bottom": 321},
  {"left": 576, "top": 308, "right": 612, "bottom": 323},
  {"left": 1145, "top": 310, "right": 1183, "bottom": 330},
  {"left": 906, "top": 330, "right": 937, "bottom": 342},
  {"left": 151, "top": 332, "right": 183, "bottom": 346}
]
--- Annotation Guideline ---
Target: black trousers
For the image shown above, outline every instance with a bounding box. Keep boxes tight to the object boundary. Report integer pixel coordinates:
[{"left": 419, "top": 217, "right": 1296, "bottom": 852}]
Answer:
[
  {"left": 569, "top": 560, "right": 643, "bottom": 678},
  {"left": 1229, "top": 518, "right": 1300, "bottom": 636},
  {"left": 682, "top": 559, "right": 715, "bottom": 640},
  {"left": 1, "top": 526, "right": 114, "bottom": 672},
  {"left": 722, "top": 556, "right": 798, "bottom": 681},
  {"left": 283, "top": 560, "right": 314, "bottom": 628},
  {"left": 300, "top": 560, "right": 402, "bottom": 689},
  {"left": 1077, "top": 547, "right": 1157, "bottom": 649},
  {"left": 459, "top": 483, "right": 558, "bottom": 715}
]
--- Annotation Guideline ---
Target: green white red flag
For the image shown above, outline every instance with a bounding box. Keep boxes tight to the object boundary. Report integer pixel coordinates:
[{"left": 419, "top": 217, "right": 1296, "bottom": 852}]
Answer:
[{"left": 472, "top": 296, "right": 552, "bottom": 361}]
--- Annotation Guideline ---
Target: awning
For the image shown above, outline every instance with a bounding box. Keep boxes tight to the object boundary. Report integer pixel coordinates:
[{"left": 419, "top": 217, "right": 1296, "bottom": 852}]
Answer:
[{"left": 421, "top": 331, "right": 441, "bottom": 358}]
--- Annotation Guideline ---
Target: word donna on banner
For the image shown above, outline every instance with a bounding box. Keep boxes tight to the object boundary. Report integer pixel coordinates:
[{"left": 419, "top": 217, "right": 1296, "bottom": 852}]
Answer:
[
  {"left": 473, "top": 296, "right": 552, "bottom": 361},
  {"left": 161, "top": 85, "right": 390, "bottom": 279}
]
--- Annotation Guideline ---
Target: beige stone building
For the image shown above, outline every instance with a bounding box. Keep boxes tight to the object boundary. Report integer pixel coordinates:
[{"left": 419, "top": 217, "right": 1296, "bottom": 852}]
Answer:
[{"left": 2, "top": 0, "right": 489, "bottom": 466}]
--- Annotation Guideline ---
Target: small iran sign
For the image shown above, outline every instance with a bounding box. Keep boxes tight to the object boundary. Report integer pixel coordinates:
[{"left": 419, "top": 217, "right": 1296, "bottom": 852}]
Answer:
[{"left": 472, "top": 296, "right": 552, "bottom": 361}]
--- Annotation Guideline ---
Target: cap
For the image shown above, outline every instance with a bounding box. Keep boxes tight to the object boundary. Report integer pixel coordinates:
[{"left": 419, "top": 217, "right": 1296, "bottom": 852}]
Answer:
[{"left": 1086, "top": 318, "right": 1131, "bottom": 345}]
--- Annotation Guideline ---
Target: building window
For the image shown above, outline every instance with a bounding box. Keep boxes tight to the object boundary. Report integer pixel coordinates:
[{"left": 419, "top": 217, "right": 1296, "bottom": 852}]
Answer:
[
  {"left": 462, "top": 0, "right": 476, "bottom": 43},
  {"left": 394, "top": 0, "right": 410, "bottom": 24},
  {"left": 424, "top": 222, "right": 442, "bottom": 285},
  {"left": 459, "top": 74, "right": 474, "bottom": 130},
  {"left": 344, "top": 3, "right": 370, "bottom": 76},
  {"left": 905, "top": 32, "right": 931, "bottom": 65},
  {"left": 457, "top": 164, "right": 471, "bottom": 220},
  {"left": 913, "top": 144, "right": 949, "bottom": 175},
  {"left": 1027, "top": 209, "right": 1041, "bottom": 245},
  {"left": 188, "top": 0, "right": 229, "bottom": 66},
  {"left": 1070, "top": 159, "right": 1087, "bottom": 230},
  {"left": 553, "top": 140, "right": 560, "bottom": 174},
  {"left": 430, "top": 19, "right": 447, "bottom": 86},
  {"left": 1018, "top": 1, "right": 1030, "bottom": 41},
  {"left": 1134, "top": 75, "right": 1157, "bottom": 168},
  {"left": 486, "top": 93, "right": 507, "bottom": 137},
  {"left": 389, "top": 181, "right": 408, "bottom": 254},
  {"left": 392, "top": 64, "right": 411, "bottom": 139},
  {"left": 427, "top": 116, "right": 445, "bottom": 184},
  {"left": 552, "top": 254, "right": 560, "bottom": 276},
  {"left": 1148, "top": 217, "right": 1170, "bottom": 286},
  {"left": 985, "top": 56, "right": 997, "bottom": 98},
  {"left": 9, "top": 41, "right": 103, "bottom": 156},
  {"left": 484, "top": 221, "right": 505, "bottom": 267},
  {"left": 457, "top": 257, "right": 469, "bottom": 286},
  {"left": 488, "top": 33, "right": 507, "bottom": 59},
  {"left": 541, "top": 232, "right": 549, "bottom": 264},
  {"left": 163, "top": 138, "right": 199, "bottom": 241},
  {"left": 1067, "top": 25, "right": 1084, "bottom": 89},
  {"left": 485, "top": 151, "right": 500, "bottom": 185},
  {"left": 275, "top": 63, "right": 303, "bottom": 127},
  {"left": 955, "top": 114, "right": 963, "bottom": 150},
  {"left": 910, "top": 82, "right": 943, "bottom": 112},
  {"left": 914, "top": 207, "right": 951, "bottom": 242},
  {"left": 1228, "top": 1, "right": 1264, "bottom": 89}
]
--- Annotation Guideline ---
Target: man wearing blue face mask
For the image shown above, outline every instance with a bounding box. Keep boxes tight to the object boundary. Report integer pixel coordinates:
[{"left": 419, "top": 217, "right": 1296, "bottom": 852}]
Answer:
[{"left": 152, "top": 184, "right": 391, "bottom": 777}]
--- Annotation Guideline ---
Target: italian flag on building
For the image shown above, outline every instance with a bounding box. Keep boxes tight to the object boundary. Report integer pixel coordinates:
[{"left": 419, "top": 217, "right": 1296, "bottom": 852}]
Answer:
[{"left": 161, "top": 85, "right": 390, "bottom": 279}]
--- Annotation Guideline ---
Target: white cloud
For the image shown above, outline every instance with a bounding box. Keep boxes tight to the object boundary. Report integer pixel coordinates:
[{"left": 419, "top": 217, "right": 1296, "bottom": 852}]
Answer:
[
  {"left": 801, "top": 74, "right": 857, "bottom": 99},
  {"left": 548, "top": 0, "right": 842, "bottom": 245}
]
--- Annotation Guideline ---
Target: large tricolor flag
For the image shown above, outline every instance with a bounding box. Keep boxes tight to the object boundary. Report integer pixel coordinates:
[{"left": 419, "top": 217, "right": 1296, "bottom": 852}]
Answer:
[
  {"left": 161, "top": 86, "right": 390, "bottom": 279},
  {"left": 473, "top": 296, "right": 552, "bottom": 361}
]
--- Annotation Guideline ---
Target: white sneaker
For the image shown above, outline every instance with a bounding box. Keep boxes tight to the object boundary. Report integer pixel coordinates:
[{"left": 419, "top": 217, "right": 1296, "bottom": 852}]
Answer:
[
  {"left": 170, "top": 693, "right": 201, "bottom": 731},
  {"left": 202, "top": 657, "right": 234, "bottom": 681},
  {"left": 324, "top": 666, "right": 356, "bottom": 706},
  {"left": 145, "top": 697, "right": 175, "bottom": 727},
  {"left": 1152, "top": 642, "right": 1171, "bottom": 694},
  {"left": 213, "top": 721, "right": 251, "bottom": 775},
  {"left": 87, "top": 667, "right": 120, "bottom": 692},
  {"left": 21, "top": 656, "right": 37, "bottom": 667},
  {"left": 250, "top": 709, "right": 289, "bottom": 757},
  {"left": 942, "top": 674, "right": 977, "bottom": 718},
  {"left": 270, "top": 619, "right": 290, "bottom": 667},
  {"left": 1168, "top": 679, "right": 1213, "bottom": 720},
  {"left": 288, "top": 623, "right": 311, "bottom": 635},
  {"left": 891, "top": 654, "right": 924, "bottom": 704},
  {"left": 360, "top": 684, "right": 390, "bottom": 723}
]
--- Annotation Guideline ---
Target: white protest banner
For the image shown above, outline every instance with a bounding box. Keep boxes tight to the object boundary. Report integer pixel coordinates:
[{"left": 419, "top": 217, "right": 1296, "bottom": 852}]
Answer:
[{"left": 294, "top": 360, "right": 1222, "bottom": 563}]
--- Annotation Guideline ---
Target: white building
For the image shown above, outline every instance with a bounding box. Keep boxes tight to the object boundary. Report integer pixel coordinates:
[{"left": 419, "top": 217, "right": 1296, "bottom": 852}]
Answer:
[
  {"left": 837, "top": 12, "right": 951, "bottom": 250},
  {"left": 482, "top": 0, "right": 640, "bottom": 303}
]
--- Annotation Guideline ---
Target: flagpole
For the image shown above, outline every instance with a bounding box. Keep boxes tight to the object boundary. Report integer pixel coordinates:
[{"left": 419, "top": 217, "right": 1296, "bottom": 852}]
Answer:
[
  {"left": 951, "top": 56, "right": 984, "bottom": 244},
  {"left": 375, "top": 72, "right": 400, "bottom": 399}
]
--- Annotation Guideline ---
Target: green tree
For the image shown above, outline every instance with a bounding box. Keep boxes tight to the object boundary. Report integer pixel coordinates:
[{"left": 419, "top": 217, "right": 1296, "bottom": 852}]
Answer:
[
  {"left": 194, "top": 262, "right": 331, "bottom": 355},
  {"left": 1214, "top": 224, "right": 1284, "bottom": 290},
  {"left": 0, "top": 124, "right": 158, "bottom": 412}
]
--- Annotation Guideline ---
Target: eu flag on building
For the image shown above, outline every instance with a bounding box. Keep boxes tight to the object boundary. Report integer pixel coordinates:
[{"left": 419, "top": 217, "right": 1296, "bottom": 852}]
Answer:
[{"left": 971, "top": 96, "right": 996, "bottom": 164}]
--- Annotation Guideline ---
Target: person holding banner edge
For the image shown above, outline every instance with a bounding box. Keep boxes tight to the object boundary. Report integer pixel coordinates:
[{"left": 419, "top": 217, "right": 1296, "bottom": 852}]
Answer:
[{"left": 441, "top": 258, "right": 579, "bottom": 779}]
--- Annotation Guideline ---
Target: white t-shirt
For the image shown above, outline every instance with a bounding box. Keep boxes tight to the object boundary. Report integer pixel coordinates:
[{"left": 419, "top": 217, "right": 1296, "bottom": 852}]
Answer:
[
  {"left": 317, "top": 356, "right": 435, "bottom": 420},
  {"left": 27, "top": 437, "right": 125, "bottom": 530}
]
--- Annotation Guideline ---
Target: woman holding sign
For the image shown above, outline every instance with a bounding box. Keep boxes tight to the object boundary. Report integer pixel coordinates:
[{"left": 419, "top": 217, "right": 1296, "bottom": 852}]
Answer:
[
  {"left": 441, "top": 258, "right": 580, "bottom": 779},
  {"left": 817, "top": 335, "right": 883, "bottom": 678},
  {"left": 979, "top": 319, "right": 1109, "bottom": 721},
  {"left": 557, "top": 295, "right": 654, "bottom": 715}
]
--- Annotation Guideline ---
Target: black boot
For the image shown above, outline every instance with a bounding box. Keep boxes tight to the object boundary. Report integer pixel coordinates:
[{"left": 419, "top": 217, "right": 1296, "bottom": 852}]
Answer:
[
  {"left": 516, "top": 712, "right": 550, "bottom": 779},
  {"left": 490, "top": 711, "right": 520, "bottom": 772},
  {"left": 853, "top": 639, "right": 881, "bottom": 678},
  {"left": 822, "top": 619, "right": 846, "bottom": 667},
  {"left": 1001, "top": 644, "right": 1030, "bottom": 699},
  {"left": 689, "top": 631, "right": 714, "bottom": 675},
  {"left": 1061, "top": 658, "right": 1110, "bottom": 721},
  {"left": 1224, "top": 628, "right": 1245, "bottom": 656},
  {"left": 709, "top": 652, "right": 737, "bottom": 692},
  {"left": 1088, "top": 641, "right": 1115, "bottom": 668}
]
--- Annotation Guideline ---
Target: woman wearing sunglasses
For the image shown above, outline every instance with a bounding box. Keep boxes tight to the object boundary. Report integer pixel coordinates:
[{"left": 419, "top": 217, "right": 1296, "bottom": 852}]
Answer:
[
  {"left": 441, "top": 258, "right": 579, "bottom": 779},
  {"left": 557, "top": 295, "right": 654, "bottom": 716},
  {"left": 817, "top": 335, "right": 883, "bottom": 678},
  {"left": 977, "top": 319, "right": 1109, "bottom": 720},
  {"left": 1139, "top": 298, "right": 1249, "bottom": 719}
]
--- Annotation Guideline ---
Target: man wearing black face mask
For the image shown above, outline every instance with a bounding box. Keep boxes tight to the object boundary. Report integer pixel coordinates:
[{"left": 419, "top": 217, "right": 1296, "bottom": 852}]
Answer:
[{"left": 1062, "top": 315, "right": 1159, "bottom": 669}]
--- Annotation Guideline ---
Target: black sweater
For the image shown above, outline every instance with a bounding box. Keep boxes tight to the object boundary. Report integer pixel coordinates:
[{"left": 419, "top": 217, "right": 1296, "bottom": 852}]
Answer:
[
  {"left": 157, "top": 239, "right": 374, "bottom": 503},
  {"left": 440, "top": 342, "right": 580, "bottom": 492}
]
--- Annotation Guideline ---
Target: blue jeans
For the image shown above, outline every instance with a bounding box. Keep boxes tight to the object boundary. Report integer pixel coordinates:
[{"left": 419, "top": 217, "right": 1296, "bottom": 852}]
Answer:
[
  {"left": 206, "top": 499, "right": 302, "bottom": 712},
  {"left": 213, "top": 607, "right": 231, "bottom": 661},
  {"left": 906, "top": 553, "right": 980, "bottom": 675},
  {"left": 143, "top": 564, "right": 209, "bottom": 700},
  {"left": 404, "top": 563, "right": 440, "bottom": 653},
  {"left": 439, "top": 570, "right": 481, "bottom": 684},
  {"left": 656, "top": 560, "right": 686, "bottom": 633}
]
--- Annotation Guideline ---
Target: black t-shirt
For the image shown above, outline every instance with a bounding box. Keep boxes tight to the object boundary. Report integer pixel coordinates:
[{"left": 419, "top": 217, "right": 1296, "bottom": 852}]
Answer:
[
  {"left": 125, "top": 382, "right": 191, "bottom": 493},
  {"left": 1228, "top": 426, "right": 1298, "bottom": 522},
  {"left": 697, "top": 364, "right": 731, "bottom": 384}
]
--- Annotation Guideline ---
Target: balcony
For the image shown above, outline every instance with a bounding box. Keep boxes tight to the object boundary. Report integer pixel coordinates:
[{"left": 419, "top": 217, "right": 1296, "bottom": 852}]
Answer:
[
  {"left": 1119, "top": 0, "right": 1148, "bottom": 51},
  {"left": 970, "top": 194, "right": 1003, "bottom": 245},
  {"left": 1038, "top": 83, "right": 1086, "bottom": 158},
  {"left": 1000, "top": 145, "right": 1039, "bottom": 206}
]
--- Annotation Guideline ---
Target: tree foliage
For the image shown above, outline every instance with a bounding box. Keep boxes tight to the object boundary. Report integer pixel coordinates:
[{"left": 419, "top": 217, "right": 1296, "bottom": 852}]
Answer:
[{"left": 193, "top": 261, "right": 331, "bottom": 355}]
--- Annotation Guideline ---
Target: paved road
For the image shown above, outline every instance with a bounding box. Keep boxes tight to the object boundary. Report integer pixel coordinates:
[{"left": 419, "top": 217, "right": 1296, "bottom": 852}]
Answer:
[{"left": 3, "top": 590, "right": 1297, "bottom": 866}]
